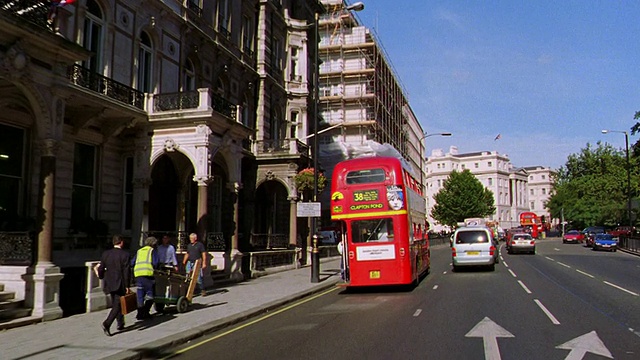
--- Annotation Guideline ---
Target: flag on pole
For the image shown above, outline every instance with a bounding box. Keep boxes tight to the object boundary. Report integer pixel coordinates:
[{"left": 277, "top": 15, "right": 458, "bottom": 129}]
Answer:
[{"left": 494, "top": 134, "right": 501, "bottom": 141}]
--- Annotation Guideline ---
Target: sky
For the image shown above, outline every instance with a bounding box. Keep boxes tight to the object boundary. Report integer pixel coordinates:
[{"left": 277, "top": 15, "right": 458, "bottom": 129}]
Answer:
[{"left": 351, "top": 0, "right": 640, "bottom": 170}]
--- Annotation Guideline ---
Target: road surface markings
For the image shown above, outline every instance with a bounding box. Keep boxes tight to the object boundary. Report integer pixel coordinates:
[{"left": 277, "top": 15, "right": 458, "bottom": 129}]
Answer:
[
  {"left": 465, "top": 317, "right": 514, "bottom": 360},
  {"left": 545, "top": 256, "right": 555, "bottom": 261},
  {"left": 517, "top": 280, "right": 532, "bottom": 294},
  {"left": 502, "top": 261, "right": 509, "bottom": 268},
  {"left": 603, "top": 281, "right": 639, "bottom": 296},
  {"left": 433, "top": 285, "right": 439, "bottom": 290},
  {"left": 575, "top": 269, "right": 594, "bottom": 278},
  {"left": 554, "top": 248, "right": 561, "bottom": 251},
  {"left": 507, "top": 269, "right": 517, "bottom": 278},
  {"left": 556, "top": 331, "right": 612, "bottom": 359},
  {"left": 159, "top": 286, "right": 340, "bottom": 358},
  {"left": 443, "top": 271, "right": 448, "bottom": 274},
  {"left": 413, "top": 309, "right": 422, "bottom": 317},
  {"left": 534, "top": 299, "right": 560, "bottom": 325},
  {"left": 557, "top": 261, "right": 571, "bottom": 268}
]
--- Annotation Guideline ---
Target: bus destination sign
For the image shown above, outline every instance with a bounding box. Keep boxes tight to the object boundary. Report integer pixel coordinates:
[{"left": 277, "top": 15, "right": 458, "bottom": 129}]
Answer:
[{"left": 353, "top": 189, "right": 379, "bottom": 202}]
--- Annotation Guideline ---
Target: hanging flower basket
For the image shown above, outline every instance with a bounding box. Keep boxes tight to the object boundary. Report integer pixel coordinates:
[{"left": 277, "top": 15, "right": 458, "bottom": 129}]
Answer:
[{"left": 294, "top": 167, "right": 327, "bottom": 194}]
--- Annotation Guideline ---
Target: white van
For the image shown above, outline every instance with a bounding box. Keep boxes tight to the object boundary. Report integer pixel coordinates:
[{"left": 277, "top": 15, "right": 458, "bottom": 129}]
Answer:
[{"left": 451, "top": 226, "right": 499, "bottom": 271}]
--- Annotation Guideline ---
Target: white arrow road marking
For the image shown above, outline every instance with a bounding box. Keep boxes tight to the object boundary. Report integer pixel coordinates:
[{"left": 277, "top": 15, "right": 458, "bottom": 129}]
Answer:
[
  {"left": 556, "top": 331, "right": 613, "bottom": 360},
  {"left": 465, "top": 317, "right": 514, "bottom": 360}
]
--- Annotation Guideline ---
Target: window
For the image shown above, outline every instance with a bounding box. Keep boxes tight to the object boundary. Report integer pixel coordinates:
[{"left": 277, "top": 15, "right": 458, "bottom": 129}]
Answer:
[
  {"left": 137, "top": 32, "right": 153, "bottom": 92},
  {"left": 242, "top": 95, "right": 252, "bottom": 127},
  {"left": 530, "top": 189, "right": 534, "bottom": 195},
  {"left": 474, "top": 163, "right": 479, "bottom": 168},
  {"left": 289, "top": 112, "right": 298, "bottom": 137},
  {"left": 217, "top": 0, "right": 230, "bottom": 37},
  {"left": 272, "top": 37, "right": 282, "bottom": 70},
  {"left": 488, "top": 161, "right": 492, "bottom": 167},
  {"left": 542, "top": 175, "right": 546, "bottom": 180},
  {"left": 351, "top": 218, "right": 394, "bottom": 243},
  {"left": 71, "top": 143, "right": 97, "bottom": 232},
  {"left": 530, "top": 201, "right": 535, "bottom": 210},
  {"left": 346, "top": 168, "right": 385, "bottom": 184},
  {"left": 123, "top": 157, "right": 133, "bottom": 230},
  {"left": 82, "top": 0, "right": 104, "bottom": 73},
  {"left": 242, "top": 15, "right": 254, "bottom": 54},
  {"left": 488, "top": 178, "right": 493, "bottom": 186},
  {"left": 0, "top": 125, "right": 26, "bottom": 222},
  {"left": 461, "top": 164, "right": 466, "bottom": 169},
  {"left": 542, "top": 188, "right": 546, "bottom": 195},
  {"left": 289, "top": 47, "right": 300, "bottom": 81},
  {"left": 183, "top": 58, "right": 195, "bottom": 91},
  {"left": 530, "top": 175, "right": 534, "bottom": 180}
]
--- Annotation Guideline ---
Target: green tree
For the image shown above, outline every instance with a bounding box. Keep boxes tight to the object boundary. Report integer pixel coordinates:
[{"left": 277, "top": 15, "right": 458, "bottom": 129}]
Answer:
[
  {"left": 431, "top": 170, "right": 496, "bottom": 228},
  {"left": 546, "top": 142, "right": 635, "bottom": 229}
]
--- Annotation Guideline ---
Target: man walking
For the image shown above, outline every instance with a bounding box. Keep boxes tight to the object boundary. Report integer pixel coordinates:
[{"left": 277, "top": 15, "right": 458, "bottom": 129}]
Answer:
[
  {"left": 182, "top": 233, "right": 208, "bottom": 296},
  {"left": 97, "top": 235, "right": 131, "bottom": 336},
  {"left": 132, "top": 236, "right": 159, "bottom": 319}
]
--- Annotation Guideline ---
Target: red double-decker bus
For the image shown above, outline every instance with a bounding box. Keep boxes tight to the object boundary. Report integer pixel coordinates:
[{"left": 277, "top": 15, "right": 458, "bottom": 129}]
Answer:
[
  {"left": 330, "top": 156, "right": 430, "bottom": 287},
  {"left": 519, "top": 212, "right": 540, "bottom": 238}
]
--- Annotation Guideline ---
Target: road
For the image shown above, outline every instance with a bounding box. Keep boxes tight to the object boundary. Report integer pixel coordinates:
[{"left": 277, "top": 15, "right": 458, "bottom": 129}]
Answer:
[{"left": 159, "top": 239, "right": 640, "bottom": 360}]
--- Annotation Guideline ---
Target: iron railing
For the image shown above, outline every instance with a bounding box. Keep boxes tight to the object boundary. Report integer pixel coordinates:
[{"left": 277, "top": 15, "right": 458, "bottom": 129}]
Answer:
[
  {"left": 67, "top": 64, "right": 144, "bottom": 109},
  {"left": 1, "top": 0, "right": 51, "bottom": 30},
  {"left": 153, "top": 90, "right": 199, "bottom": 111},
  {"left": 250, "top": 233, "right": 289, "bottom": 250},
  {"left": 0, "top": 232, "right": 33, "bottom": 265},
  {"left": 618, "top": 235, "right": 640, "bottom": 254}
]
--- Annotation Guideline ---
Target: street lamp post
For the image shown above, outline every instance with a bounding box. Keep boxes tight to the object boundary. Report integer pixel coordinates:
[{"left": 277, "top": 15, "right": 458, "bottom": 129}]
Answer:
[
  {"left": 602, "top": 129, "right": 631, "bottom": 227},
  {"left": 419, "top": 132, "right": 452, "bottom": 193},
  {"left": 311, "top": 1, "right": 365, "bottom": 283}
]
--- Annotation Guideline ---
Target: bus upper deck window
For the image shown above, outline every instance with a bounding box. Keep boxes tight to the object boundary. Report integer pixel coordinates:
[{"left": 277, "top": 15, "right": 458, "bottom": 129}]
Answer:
[{"left": 346, "top": 168, "right": 386, "bottom": 184}]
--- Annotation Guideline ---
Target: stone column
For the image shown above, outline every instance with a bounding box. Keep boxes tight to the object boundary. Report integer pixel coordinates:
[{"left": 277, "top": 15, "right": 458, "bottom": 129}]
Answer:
[
  {"left": 228, "top": 181, "right": 243, "bottom": 281},
  {"left": 24, "top": 139, "right": 64, "bottom": 321},
  {"left": 289, "top": 197, "right": 298, "bottom": 247},
  {"left": 194, "top": 176, "right": 210, "bottom": 242}
]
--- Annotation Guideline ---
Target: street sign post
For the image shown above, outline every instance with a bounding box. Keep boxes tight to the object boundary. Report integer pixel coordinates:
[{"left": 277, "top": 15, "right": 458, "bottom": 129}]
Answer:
[{"left": 297, "top": 202, "right": 321, "bottom": 218}]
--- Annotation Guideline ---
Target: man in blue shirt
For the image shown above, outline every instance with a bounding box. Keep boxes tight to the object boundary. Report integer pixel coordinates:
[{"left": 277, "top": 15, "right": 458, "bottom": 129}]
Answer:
[{"left": 157, "top": 234, "right": 178, "bottom": 271}]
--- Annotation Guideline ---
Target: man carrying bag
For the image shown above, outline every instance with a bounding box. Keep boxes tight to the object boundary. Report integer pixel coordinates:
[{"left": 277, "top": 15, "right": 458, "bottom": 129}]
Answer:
[{"left": 96, "top": 235, "right": 131, "bottom": 336}]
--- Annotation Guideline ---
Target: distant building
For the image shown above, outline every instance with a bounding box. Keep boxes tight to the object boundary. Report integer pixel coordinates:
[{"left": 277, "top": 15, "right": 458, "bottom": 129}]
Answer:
[
  {"left": 425, "top": 146, "right": 554, "bottom": 231},
  {"left": 523, "top": 166, "right": 556, "bottom": 227}
]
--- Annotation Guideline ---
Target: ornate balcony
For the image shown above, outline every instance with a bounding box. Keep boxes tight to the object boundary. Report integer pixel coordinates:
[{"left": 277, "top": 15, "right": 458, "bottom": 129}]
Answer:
[
  {"left": 0, "top": 0, "right": 52, "bottom": 31},
  {"left": 254, "top": 138, "right": 309, "bottom": 157},
  {"left": 67, "top": 64, "right": 144, "bottom": 109},
  {"left": 149, "top": 88, "right": 238, "bottom": 121}
]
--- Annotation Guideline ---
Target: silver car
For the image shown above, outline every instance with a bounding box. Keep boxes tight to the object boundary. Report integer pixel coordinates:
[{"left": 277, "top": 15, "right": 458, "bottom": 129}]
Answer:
[
  {"left": 451, "top": 227, "right": 499, "bottom": 271},
  {"left": 508, "top": 233, "right": 535, "bottom": 254}
]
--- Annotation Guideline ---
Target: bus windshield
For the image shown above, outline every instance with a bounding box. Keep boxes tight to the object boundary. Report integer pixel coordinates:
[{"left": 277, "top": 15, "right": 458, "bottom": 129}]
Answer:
[{"left": 351, "top": 218, "right": 394, "bottom": 243}]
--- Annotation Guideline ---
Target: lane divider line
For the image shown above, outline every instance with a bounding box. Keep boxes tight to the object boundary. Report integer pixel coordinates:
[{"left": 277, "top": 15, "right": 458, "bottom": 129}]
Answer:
[
  {"left": 433, "top": 285, "right": 439, "bottom": 290},
  {"left": 502, "top": 261, "right": 509, "bottom": 268},
  {"left": 556, "top": 261, "right": 571, "bottom": 268},
  {"left": 413, "top": 309, "right": 422, "bottom": 317},
  {"left": 508, "top": 269, "right": 517, "bottom": 278},
  {"left": 576, "top": 269, "right": 594, "bottom": 278},
  {"left": 545, "top": 256, "right": 555, "bottom": 261},
  {"left": 534, "top": 299, "right": 561, "bottom": 325},
  {"left": 518, "top": 280, "right": 532, "bottom": 294},
  {"left": 161, "top": 286, "right": 339, "bottom": 358},
  {"left": 603, "top": 281, "right": 639, "bottom": 296}
]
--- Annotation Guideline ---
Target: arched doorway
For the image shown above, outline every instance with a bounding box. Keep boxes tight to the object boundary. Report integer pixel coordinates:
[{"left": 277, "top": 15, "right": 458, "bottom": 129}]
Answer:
[{"left": 254, "top": 180, "right": 290, "bottom": 249}]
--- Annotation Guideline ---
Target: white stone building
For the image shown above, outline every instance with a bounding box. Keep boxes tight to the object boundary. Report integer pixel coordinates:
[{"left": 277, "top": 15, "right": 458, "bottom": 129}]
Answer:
[{"left": 425, "top": 146, "right": 553, "bottom": 232}]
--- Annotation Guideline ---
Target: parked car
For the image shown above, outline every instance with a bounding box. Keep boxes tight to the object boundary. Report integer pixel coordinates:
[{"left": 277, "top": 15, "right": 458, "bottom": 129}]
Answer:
[
  {"left": 608, "top": 226, "right": 634, "bottom": 238},
  {"left": 451, "top": 226, "right": 499, "bottom": 271},
  {"left": 583, "top": 226, "right": 606, "bottom": 247},
  {"left": 562, "top": 230, "right": 585, "bottom": 244},
  {"left": 592, "top": 234, "right": 617, "bottom": 252},
  {"left": 508, "top": 233, "right": 535, "bottom": 254}
]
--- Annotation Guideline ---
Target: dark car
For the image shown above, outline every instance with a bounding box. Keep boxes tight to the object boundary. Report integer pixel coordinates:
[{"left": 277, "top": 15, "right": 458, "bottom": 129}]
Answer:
[
  {"left": 583, "top": 226, "right": 606, "bottom": 247},
  {"left": 608, "top": 226, "right": 635, "bottom": 237}
]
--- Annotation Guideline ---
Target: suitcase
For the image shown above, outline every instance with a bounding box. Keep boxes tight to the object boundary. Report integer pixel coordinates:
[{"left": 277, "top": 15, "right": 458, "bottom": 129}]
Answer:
[{"left": 120, "top": 292, "right": 137, "bottom": 315}]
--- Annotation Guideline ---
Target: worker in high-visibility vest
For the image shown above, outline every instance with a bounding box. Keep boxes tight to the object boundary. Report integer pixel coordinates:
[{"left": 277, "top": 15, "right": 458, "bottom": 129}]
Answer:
[{"left": 131, "top": 236, "right": 159, "bottom": 320}]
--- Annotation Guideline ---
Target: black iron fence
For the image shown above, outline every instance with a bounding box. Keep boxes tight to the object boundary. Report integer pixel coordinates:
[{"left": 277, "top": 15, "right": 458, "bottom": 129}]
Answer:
[
  {"left": 618, "top": 235, "right": 640, "bottom": 254},
  {"left": 1, "top": 0, "right": 51, "bottom": 30},
  {"left": 250, "top": 233, "right": 289, "bottom": 250},
  {"left": 67, "top": 64, "right": 144, "bottom": 109},
  {"left": 0, "top": 232, "right": 34, "bottom": 265}
]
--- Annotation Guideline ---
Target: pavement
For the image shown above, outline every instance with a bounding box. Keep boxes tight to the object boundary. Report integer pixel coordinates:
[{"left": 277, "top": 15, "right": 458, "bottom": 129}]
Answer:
[{"left": 0, "top": 257, "right": 342, "bottom": 360}]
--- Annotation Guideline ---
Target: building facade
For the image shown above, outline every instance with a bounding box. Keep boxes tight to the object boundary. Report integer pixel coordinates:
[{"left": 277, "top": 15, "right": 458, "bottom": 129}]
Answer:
[
  {"left": 0, "top": 0, "right": 323, "bottom": 322},
  {"left": 425, "top": 146, "right": 553, "bottom": 232}
]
